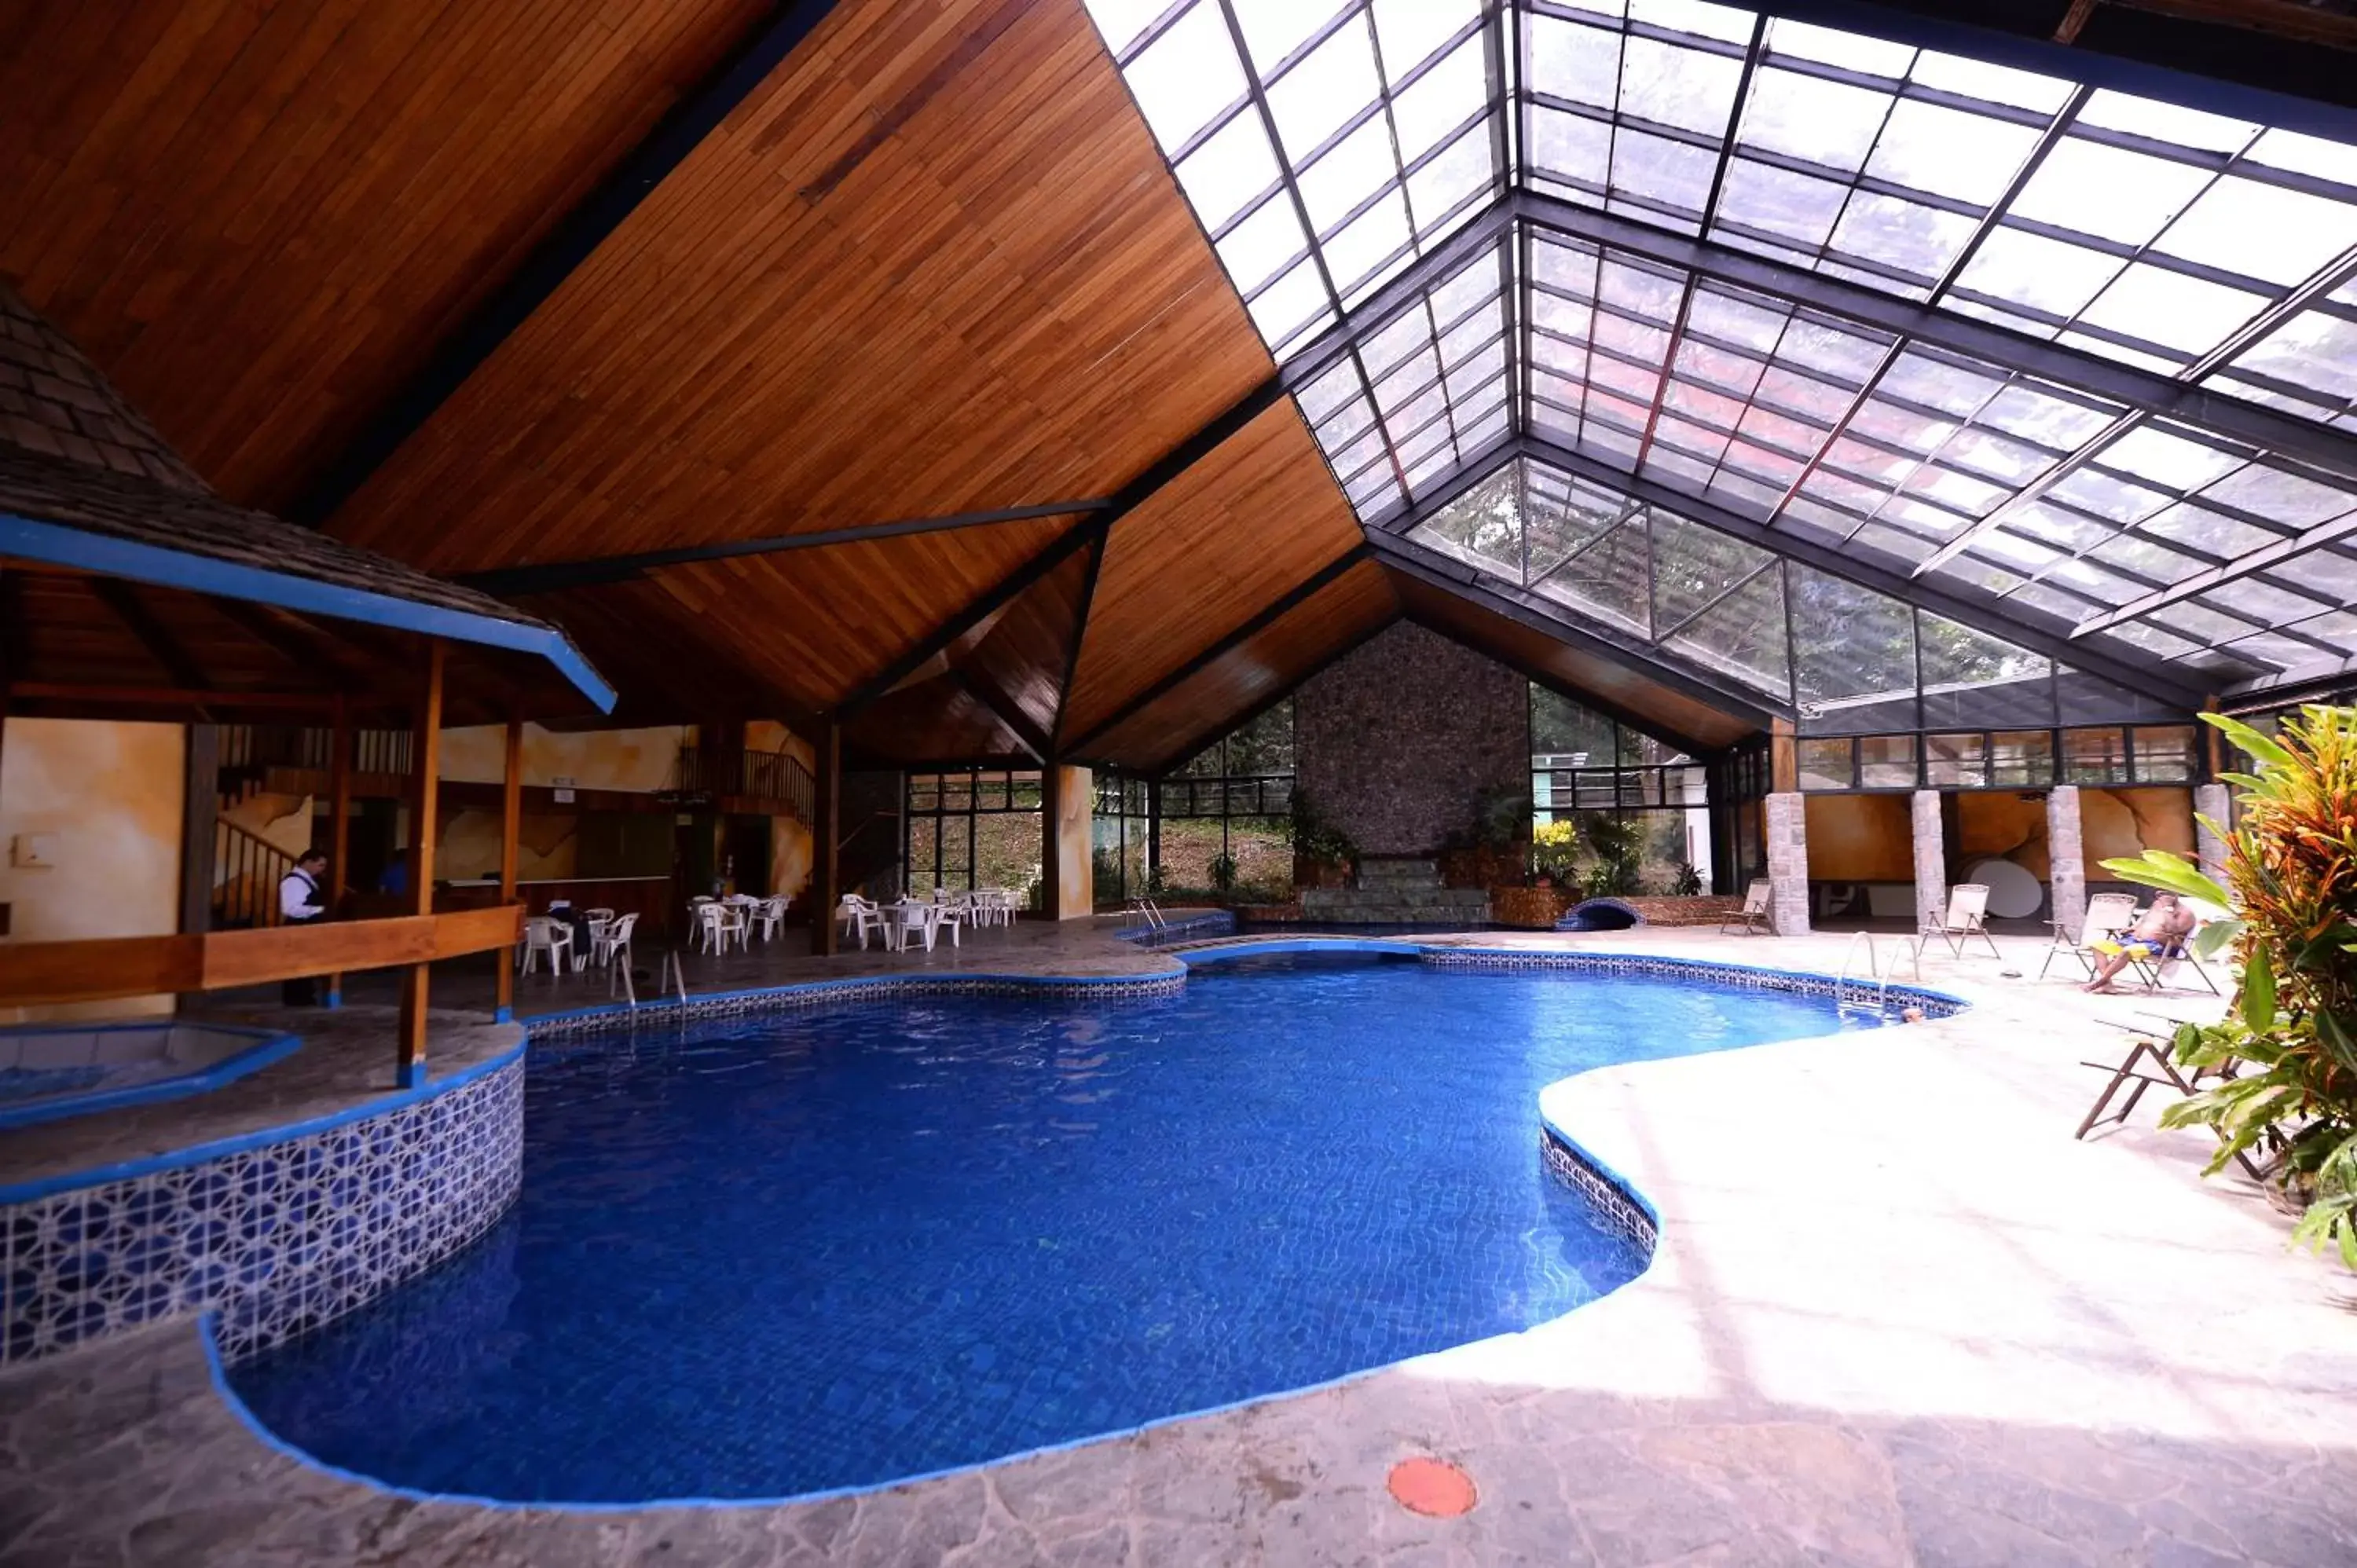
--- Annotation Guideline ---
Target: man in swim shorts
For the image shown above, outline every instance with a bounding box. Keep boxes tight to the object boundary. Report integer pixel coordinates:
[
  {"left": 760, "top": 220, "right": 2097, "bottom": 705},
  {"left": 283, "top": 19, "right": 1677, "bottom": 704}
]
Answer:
[{"left": 2082, "top": 892, "right": 2194, "bottom": 994}]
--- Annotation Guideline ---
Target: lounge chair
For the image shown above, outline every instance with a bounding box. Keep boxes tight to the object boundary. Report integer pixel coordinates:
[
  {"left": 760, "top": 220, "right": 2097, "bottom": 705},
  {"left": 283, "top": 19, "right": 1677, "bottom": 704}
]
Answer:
[
  {"left": 1915, "top": 883, "right": 2002, "bottom": 962},
  {"left": 2075, "top": 1020, "right": 2259, "bottom": 1178},
  {"left": 1719, "top": 879, "right": 1771, "bottom": 936},
  {"left": 2038, "top": 892, "right": 2139, "bottom": 982},
  {"left": 2117, "top": 925, "right": 2223, "bottom": 996}
]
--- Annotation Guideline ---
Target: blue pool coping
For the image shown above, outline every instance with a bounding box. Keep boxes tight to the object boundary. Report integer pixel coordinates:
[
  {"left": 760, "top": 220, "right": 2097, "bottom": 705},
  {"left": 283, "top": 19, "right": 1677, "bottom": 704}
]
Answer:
[
  {"left": 0, "top": 1020, "right": 302, "bottom": 1134},
  {"left": 158, "top": 940, "right": 1969, "bottom": 1514},
  {"left": 0, "top": 1039, "right": 524, "bottom": 1207}
]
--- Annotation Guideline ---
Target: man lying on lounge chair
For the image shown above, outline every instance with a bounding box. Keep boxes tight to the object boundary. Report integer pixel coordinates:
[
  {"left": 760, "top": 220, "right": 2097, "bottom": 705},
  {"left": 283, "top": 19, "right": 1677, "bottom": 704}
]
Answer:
[{"left": 2081, "top": 893, "right": 2195, "bottom": 995}]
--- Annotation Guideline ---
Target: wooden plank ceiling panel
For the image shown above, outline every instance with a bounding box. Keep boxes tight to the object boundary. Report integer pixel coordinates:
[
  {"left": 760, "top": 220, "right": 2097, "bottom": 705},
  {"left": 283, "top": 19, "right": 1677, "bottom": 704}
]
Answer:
[
  {"left": 1088, "top": 561, "right": 1398, "bottom": 773},
  {"left": 0, "top": 0, "right": 768, "bottom": 510},
  {"left": 847, "top": 679, "right": 1023, "bottom": 766},
  {"left": 1385, "top": 570, "right": 1760, "bottom": 750},
  {"left": 328, "top": 0, "right": 1269, "bottom": 576},
  {"left": 1062, "top": 403, "right": 1364, "bottom": 743},
  {"left": 956, "top": 544, "right": 1091, "bottom": 741},
  {"left": 628, "top": 514, "right": 1072, "bottom": 713}
]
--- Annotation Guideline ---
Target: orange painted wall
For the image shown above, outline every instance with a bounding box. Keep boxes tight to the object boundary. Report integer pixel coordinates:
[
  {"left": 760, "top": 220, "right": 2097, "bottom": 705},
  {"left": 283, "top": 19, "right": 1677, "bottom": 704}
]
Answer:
[
  {"left": 2084, "top": 787, "right": 2196, "bottom": 867},
  {"left": 1957, "top": 792, "right": 2051, "bottom": 881},
  {"left": 439, "top": 723, "right": 687, "bottom": 791},
  {"left": 1802, "top": 794, "right": 1912, "bottom": 881},
  {"left": 0, "top": 718, "right": 185, "bottom": 1023}
]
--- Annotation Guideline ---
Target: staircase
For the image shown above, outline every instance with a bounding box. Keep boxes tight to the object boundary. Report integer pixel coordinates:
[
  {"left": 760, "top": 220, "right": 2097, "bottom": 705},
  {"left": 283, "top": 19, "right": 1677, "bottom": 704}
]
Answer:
[{"left": 1299, "top": 857, "right": 1491, "bottom": 926}]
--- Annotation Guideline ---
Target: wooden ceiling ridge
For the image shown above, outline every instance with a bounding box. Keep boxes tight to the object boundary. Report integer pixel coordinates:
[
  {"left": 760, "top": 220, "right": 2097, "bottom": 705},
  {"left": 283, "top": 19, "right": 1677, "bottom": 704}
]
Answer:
[
  {"left": 1064, "top": 544, "right": 1373, "bottom": 759},
  {"left": 287, "top": 0, "right": 845, "bottom": 529},
  {"left": 1129, "top": 609, "right": 1402, "bottom": 779}
]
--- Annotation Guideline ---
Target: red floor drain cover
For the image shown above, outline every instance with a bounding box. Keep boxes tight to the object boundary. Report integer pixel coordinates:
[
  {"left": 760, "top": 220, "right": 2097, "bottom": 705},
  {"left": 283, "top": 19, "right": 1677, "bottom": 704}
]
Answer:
[{"left": 1387, "top": 1456, "right": 1478, "bottom": 1517}]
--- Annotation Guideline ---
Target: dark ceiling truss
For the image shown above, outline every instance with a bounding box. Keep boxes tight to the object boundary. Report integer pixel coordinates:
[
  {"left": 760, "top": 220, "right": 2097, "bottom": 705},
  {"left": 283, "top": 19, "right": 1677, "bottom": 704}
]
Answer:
[
  {"left": 453, "top": 499, "right": 1110, "bottom": 596},
  {"left": 1047, "top": 523, "right": 1112, "bottom": 753},
  {"left": 1063, "top": 543, "right": 1373, "bottom": 760},
  {"left": 946, "top": 666, "right": 1050, "bottom": 763},
  {"left": 1133, "top": 609, "right": 1401, "bottom": 778},
  {"left": 288, "top": 0, "right": 843, "bottom": 527}
]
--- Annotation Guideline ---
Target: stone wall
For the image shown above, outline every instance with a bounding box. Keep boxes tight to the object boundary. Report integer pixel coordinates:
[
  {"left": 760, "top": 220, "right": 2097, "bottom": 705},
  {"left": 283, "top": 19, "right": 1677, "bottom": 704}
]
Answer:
[{"left": 1294, "top": 621, "right": 1528, "bottom": 857}]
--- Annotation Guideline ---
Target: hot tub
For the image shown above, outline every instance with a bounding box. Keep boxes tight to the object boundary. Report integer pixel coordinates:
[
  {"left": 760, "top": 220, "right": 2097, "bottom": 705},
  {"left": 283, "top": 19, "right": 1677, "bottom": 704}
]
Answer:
[{"left": 0, "top": 1021, "right": 299, "bottom": 1130}]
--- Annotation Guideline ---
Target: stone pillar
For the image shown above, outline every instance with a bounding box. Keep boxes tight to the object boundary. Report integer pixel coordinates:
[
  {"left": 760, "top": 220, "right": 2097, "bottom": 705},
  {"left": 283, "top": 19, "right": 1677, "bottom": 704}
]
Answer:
[
  {"left": 1764, "top": 792, "right": 1809, "bottom": 936},
  {"left": 2047, "top": 786, "right": 2086, "bottom": 938},
  {"left": 1911, "top": 790, "right": 1946, "bottom": 935},
  {"left": 2194, "top": 782, "right": 2232, "bottom": 896}
]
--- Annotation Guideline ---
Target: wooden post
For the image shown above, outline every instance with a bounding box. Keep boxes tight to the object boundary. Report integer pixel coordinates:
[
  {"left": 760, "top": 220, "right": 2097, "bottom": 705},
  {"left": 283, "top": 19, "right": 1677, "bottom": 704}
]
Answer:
[
  {"left": 177, "top": 723, "right": 219, "bottom": 937},
  {"left": 811, "top": 719, "right": 841, "bottom": 957},
  {"left": 493, "top": 715, "right": 523, "bottom": 1020},
  {"left": 324, "top": 696, "right": 353, "bottom": 1008},
  {"left": 395, "top": 641, "right": 445, "bottom": 1086},
  {"left": 1769, "top": 715, "right": 1798, "bottom": 795},
  {"left": 1039, "top": 763, "right": 1061, "bottom": 920}
]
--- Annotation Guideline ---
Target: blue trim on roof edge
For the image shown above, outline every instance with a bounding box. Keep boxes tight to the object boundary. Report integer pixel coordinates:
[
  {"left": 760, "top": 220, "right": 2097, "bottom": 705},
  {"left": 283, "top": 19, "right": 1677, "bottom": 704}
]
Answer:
[{"left": 0, "top": 512, "right": 616, "bottom": 713}]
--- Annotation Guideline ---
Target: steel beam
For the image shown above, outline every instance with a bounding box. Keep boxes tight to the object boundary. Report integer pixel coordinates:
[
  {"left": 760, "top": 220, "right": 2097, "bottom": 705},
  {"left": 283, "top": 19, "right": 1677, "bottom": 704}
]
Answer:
[
  {"left": 1065, "top": 545, "right": 1372, "bottom": 758},
  {"left": 290, "top": 0, "right": 841, "bottom": 525},
  {"left": 1369, "top": 529, "right": 1783, "bottom": 726},
  {"left": 455, "top": 499, "right": 1108, "bottom": 595},
  {"left": 1508, "top": 433, "right": 2210, "bottom": 709},
  {"left": 2075, "top": 511, "right": 2357, "bottom": 639},
  {"left": 1510, "top": 190, "right": 2357, "bottom": 488}
]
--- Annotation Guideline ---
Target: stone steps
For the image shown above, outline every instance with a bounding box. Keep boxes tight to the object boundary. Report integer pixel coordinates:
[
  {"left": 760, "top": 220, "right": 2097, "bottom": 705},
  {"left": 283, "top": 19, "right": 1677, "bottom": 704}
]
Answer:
[{"left": 1300, "top": 866, "right": 1490, "bottom": 925}]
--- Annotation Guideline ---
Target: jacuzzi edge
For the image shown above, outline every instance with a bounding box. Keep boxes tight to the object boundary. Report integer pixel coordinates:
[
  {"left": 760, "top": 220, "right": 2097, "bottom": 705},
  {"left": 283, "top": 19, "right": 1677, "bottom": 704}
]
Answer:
[{"left": 0, "top": 1021, "right": 302, "bottom": 1134}]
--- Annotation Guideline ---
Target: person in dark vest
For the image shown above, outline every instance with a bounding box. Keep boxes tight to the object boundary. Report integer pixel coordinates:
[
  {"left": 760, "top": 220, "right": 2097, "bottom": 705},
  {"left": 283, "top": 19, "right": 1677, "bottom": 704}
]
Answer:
[{"left": 278, "top": 848, "right": 329, "bottom": 1006}]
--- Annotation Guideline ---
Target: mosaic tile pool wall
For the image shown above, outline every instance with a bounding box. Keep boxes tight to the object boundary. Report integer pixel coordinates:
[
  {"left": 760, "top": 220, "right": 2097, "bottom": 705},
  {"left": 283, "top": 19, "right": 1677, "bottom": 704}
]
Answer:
[{"left": 1, "top": 1055, "right": 522, "bottom": 1366}]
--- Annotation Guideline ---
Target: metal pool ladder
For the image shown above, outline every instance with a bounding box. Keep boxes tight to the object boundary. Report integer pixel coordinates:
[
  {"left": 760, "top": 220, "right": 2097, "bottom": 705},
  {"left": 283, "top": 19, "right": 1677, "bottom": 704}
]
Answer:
[{"left": 1836, "top": 932, "right": 1893, "bottom": 1014}]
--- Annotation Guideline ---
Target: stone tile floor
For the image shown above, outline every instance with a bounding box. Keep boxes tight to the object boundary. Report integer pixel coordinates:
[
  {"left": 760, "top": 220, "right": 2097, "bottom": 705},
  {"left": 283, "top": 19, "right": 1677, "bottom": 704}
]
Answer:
[{"left": 6, "top": 926, "right": 2357, "bottom": 1565}]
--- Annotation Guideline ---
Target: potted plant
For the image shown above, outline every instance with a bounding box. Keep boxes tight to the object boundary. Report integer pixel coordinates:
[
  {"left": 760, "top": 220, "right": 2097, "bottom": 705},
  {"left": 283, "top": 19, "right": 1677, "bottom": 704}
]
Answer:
[
  {"left": 2104, "top": 706, "right": 2357, "bottom": 1269},
  {"left": 1289, "top": 790, "right": 1358, "bottom": 889},
  {"left": 1531, "top": 819, "right": 1579, "bottom": 888}
]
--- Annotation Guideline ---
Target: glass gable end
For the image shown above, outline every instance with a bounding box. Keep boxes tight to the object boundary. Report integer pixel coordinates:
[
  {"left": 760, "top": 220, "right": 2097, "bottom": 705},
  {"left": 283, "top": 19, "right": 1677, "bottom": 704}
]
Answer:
[{"left": 1086, "top": 1, "right": 2357, "bottom": 693}]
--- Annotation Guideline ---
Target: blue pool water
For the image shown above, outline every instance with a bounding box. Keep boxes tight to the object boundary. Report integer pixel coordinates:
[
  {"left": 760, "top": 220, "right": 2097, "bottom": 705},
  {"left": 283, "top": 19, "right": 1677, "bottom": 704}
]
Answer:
[{"left": 225, "top": 954, "right": 1883, "bottom": 1503}]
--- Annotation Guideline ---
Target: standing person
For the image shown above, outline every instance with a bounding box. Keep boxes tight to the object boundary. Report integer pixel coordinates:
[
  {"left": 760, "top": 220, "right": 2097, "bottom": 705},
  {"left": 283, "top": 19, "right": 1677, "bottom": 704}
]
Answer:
[{"left": 279, "top": 848, "right": 330, "bottom": 1006}]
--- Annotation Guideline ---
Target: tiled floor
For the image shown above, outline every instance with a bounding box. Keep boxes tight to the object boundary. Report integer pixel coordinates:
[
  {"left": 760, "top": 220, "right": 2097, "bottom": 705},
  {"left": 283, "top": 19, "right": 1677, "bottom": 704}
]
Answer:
[{"left": 6, "top": 926, "right": 2357, "bottom": 1566}]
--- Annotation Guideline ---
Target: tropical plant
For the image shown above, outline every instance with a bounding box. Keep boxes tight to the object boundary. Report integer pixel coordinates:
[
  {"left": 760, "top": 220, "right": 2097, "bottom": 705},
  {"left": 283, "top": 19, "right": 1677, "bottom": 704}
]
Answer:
[
  {"left": 1669, "top": 859, "right": 1704, "bottom": 897},
  {"left": 1288, "top": 789, "right": 1358, "bottom": 870},
  {"left": 1579, "top": 811, "right": 1645, "bottom": 896},
  {"left": 1475, "top": 786, "right": 1535, "bottom": 851},
  {"left": 1531, "top": 818, "right": 1579, "bottom": 881},
  {"left": 2102, "top": 706, "right": 2357, "bottom": 1269},
  {"left": 1207, "top": 852, "right": 1238, "bottom": 894}
]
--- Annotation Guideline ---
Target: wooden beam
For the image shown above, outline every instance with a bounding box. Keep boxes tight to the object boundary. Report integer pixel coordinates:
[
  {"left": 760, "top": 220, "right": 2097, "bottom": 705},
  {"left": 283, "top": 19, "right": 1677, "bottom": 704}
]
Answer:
[
  {"left": 1065, "top": 547, "right": 1372, "bottom": 758},
  {"left": 288, "top": 0, "right": 845, "bottom": 526},
  {"left": 947, "top": 667, "right": 1047, "bottom": 762},
  {"left": 2054, "top": 0, "right": 2101, "bottom": 43},
  {"left": 811, "top": 719, "right": 841, "bottom": 956},
  {"left": 177, "top": 723, "right": 219, "bottom": 936},
  {"left": 208, "top": 599, "right": 375, "bottom": 697},
  {"left": 89, "top": 577, "right": 211, "bottom": 694},
  {"left": 324, "top": 697, "right": 354, "bottom": 1007},
  {"left": 1048, "top": 524, "right": 1109, "bottom": 753},
  {"left": 396, "top": 640, "right": 445, "bottom": 1087},
  {"left": 1771, "top": 716, "right": 1798, "bottom": 796},
  {"left": 494, "top": 715, "right": 523, "bottom": 1020},
  {"left": 5, "top": 681, "right": 337, "bottom": 712},
  {"left": 454, "top": 499, "right": 1109, "bottom": 595}
]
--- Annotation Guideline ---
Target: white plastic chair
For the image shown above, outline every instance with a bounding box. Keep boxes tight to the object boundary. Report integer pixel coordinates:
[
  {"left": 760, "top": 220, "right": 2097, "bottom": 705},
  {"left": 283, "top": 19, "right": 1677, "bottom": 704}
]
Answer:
[
  {"left": 887, "top": 898, "right": 937, "bottom": 952},
  {"left": 696, "top": 901, "right": 748, "bottom": 954},
  {"left": 837, "top": 895, "right": 883, "bottom": 951},
  {"left": 750, "top": 894, "right": 789, "bottom": 943},
  {"left": 518, "top": 917, "right": 573, "bottom": 976},
  {"left": 592, "top": 912, "right": 637, "bottom": 970}
]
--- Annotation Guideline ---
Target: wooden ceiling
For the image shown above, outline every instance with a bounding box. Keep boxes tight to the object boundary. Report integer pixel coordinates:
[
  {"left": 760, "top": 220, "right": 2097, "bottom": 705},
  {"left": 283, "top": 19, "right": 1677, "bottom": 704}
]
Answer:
[
  {"left": 0, "top": 0, "right": 1791, "bottom": 765},
  {"left": 324, "top": 0, "right": 1267, "bottom": 574},
  {"left": 1085, "top": 559, "right": 1399, "bottom": 775},
  {"left": 0, "top": 0, "right": 769, "bottom": 513},
  {"left": 1062, "top": 404, "right": 1366, "bottom": 746}
]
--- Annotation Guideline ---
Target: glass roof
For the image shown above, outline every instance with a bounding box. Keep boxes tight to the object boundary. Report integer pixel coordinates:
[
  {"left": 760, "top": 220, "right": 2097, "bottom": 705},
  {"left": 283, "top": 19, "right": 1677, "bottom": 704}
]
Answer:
[{"left": 1085, "top": 0, "right": 2357, "bottom": 692}]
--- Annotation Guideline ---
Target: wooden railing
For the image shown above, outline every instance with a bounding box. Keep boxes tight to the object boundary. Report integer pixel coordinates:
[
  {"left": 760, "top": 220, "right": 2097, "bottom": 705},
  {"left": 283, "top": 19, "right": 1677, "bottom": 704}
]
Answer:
[
  {"left": 670, "top": 744, "right": 815, "bottom": 823},
  {"left": 218, "top": 724, "right": 414, "bottom": 779},
  {"left": 0, "top": 906, "right": 524, "bottom": 1007},
  {"left": 213, "top": 813, "right": 295, "bottom": 929}
]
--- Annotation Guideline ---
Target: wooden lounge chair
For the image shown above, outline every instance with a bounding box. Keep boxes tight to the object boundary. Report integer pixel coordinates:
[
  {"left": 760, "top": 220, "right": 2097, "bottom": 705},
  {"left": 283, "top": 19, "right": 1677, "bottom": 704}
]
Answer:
[
  {"left": 1916, "top": 882, "right": 2002, "bottom": 962},
  {"left": 2076, "top": 1020, "right": 2260, "bottom": 1178},
  {"left": 2038, "top": 892, "right": 2139, "bottom": 982},
  {"left": 1719, "top": 879, "right": 1772, "bottom": 935}
]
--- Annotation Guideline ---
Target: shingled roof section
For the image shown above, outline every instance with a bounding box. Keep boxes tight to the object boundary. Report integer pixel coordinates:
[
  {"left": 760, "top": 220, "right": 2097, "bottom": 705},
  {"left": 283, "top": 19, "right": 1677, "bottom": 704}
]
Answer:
[{"left": 0, "top": 281, "right": 604, "bottom": 701}]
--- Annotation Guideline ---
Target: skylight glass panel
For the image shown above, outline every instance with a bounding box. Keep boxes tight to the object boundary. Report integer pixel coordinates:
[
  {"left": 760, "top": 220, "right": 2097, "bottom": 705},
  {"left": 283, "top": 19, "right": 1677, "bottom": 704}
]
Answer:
[
  {"left": 1178, "top": 114, "right": 1282, "bottom": 231},
  {"left": 1123, "top": 5, "right": 1246, "bottom": 148},
  {"left": 1234, "top": 0, "right": 1351, "bottom": 71},
  {"left": 1371, "top": 0, "right": 1479, "bottom": 79}
]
